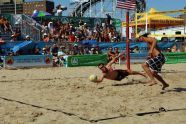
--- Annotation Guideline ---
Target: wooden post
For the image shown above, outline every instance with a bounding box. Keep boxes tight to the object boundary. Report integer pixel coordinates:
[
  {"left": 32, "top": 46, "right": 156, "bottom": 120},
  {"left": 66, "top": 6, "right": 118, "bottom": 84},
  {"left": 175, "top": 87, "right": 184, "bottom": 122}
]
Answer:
[{"left": 126, "top": 11, "right": 130, "bottom": 70}]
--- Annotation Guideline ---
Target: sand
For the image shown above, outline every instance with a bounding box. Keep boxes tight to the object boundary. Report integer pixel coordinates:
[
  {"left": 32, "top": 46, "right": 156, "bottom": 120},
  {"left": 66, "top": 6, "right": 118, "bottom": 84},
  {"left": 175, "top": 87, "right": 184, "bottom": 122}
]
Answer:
[{"left": 0, "top": 63, "right": 186, "bottom": 124}]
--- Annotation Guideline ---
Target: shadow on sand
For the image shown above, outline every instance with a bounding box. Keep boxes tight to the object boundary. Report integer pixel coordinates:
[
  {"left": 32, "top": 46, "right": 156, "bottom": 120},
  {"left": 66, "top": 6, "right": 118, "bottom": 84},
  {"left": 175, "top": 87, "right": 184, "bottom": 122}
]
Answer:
[
  {"left": 136, "top": 107, "right": 186, "bottom": 116},
  {"left": 112, "top": 80, "right": 147, "bottom": 87},
  {"left": 161, "top": 87, "right": 186, "bottom": 94}
]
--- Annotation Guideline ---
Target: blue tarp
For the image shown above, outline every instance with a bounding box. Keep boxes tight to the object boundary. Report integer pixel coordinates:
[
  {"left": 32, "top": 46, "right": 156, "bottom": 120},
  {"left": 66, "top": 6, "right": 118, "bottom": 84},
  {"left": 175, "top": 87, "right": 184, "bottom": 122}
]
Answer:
[
  {"left": 0, "top": 40, "right": 176, "bottom": 55},
  {"left": 0, "top": 41, "right": 54, "bottom": 55},
  {"left": 80, "top": 40, "right": 97, "bottom": 46},
  {"left": 97, "top": 42, "right": 175, "bottom": 53},
  {"left": 12, "top": 41, "right": 33, "bottom": 53}
]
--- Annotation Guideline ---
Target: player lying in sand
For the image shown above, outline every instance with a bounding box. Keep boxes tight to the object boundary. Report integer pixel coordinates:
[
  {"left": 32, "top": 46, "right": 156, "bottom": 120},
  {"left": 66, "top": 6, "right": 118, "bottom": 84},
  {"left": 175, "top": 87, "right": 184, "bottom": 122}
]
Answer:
[
  {"left": 93, "top": 53, "right": 147, "bottom": 83},
  {"left": 137, "top": 32, "right": 169, "bottom": 90}
]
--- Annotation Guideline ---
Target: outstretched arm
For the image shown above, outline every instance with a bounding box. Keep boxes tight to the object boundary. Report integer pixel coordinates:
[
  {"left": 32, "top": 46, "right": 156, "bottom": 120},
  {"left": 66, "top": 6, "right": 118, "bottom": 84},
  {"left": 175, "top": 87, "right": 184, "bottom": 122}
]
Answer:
[
  {"left": 93, "top": 75, "right": 104, "bottom": 83},
  {"left": 107, "top": 51, "right": 125, "bottom": 67}
]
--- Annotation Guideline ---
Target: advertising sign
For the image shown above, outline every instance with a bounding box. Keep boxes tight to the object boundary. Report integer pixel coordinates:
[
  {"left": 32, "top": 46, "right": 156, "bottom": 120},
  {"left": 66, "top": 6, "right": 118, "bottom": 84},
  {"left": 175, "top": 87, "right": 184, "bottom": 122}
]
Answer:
[{"left": 4, "top": 55, "right": 53, "bottom": 68}]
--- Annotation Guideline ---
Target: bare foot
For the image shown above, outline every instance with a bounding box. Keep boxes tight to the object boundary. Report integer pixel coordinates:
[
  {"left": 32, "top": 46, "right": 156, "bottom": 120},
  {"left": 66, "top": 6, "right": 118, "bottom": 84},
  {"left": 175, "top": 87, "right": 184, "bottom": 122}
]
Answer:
[
  {"left": 162, "top": 84, "right": 169, "bottom": 90},
  {"left": 148, "top": 80, "right": 157, "bottom": 86}
]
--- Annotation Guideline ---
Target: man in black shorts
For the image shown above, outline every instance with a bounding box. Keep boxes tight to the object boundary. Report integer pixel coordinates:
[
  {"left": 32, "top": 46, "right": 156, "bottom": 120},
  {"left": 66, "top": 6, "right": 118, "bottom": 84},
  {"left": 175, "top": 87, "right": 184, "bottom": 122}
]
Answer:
[{"left": 94, "top": 54, "right": 146, "bottom": 83}]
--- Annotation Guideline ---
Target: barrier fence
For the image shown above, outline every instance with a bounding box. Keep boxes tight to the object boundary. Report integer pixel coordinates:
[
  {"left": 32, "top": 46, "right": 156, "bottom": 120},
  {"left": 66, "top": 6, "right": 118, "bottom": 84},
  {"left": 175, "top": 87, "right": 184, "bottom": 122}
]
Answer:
[
  {"left": 164, "top": 52, "right": 186, "bottom": 64},
  {"left": 3, "top": 55, "right": 53, "bottom": 68},
  {"left": 65, "top": 54, "right": 107, "bottom": 67},
  {"left": 1, "top": 52, "right": 186, "bottom": 68}
]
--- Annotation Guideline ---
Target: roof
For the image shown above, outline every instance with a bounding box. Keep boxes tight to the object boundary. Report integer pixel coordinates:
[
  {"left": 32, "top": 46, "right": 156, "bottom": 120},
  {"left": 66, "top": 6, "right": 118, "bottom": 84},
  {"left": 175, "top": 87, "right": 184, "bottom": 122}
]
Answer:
[{"left": 122, "top": 8, "right": 184, "bottom": 28}]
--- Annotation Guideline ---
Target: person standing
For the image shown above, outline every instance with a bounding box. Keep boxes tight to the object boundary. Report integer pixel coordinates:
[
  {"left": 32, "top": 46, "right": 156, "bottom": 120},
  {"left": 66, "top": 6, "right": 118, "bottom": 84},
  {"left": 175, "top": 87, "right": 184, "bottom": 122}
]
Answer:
[{"left": 137, "top": 32, "right": 169, "bottom": 90}]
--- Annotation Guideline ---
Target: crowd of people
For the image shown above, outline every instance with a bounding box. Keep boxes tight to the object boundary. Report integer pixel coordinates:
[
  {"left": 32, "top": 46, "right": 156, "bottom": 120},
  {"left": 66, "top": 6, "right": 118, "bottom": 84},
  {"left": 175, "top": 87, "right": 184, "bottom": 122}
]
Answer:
[
  {"left": 0, "top": 16, "right": 13, "bottom": 34},
  {"left": 0, "top": 14, "right": 186, "bottom": 67},
  {"left": 39, "top": 15, "right": 121, "bottom": 44}
]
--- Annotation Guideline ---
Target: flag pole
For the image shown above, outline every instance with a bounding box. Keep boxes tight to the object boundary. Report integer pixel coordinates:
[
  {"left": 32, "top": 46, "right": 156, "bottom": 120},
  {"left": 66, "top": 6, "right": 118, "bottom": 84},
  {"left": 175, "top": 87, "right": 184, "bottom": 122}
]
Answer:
[{"left": 126, "top": 10, "right": 130, "bottom": 70}]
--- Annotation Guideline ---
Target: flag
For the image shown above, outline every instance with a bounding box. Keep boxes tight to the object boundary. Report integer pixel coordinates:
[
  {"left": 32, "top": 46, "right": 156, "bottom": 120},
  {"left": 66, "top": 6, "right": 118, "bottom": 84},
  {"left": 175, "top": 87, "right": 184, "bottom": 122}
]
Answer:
[{"left": 116, "top": 0, "right": 136, "bottom": 10}]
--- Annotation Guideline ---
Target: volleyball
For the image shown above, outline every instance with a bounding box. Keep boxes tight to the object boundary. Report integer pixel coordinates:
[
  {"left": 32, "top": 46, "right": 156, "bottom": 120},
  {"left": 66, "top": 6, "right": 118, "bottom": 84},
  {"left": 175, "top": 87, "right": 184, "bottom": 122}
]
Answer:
[{"left": 89, "top": 74, "right": 97, "bottom": 82}]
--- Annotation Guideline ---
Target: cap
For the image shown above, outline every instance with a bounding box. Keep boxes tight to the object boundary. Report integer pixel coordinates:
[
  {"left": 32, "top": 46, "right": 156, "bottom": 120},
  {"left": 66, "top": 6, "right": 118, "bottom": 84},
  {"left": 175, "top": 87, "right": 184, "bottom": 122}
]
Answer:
[
  {"left": 26, "top": 35, "right": 30, "bottom": 38},
  {"left": 43, "top": 33, "right": 47, "bottom": 36}
]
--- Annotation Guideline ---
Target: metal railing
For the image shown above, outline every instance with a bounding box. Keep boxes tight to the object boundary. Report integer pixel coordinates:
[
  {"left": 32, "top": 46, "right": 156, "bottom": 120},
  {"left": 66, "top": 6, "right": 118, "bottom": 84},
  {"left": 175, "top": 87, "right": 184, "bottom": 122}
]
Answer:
[{"left": 11, "top": 14, "right": 42, "bottom": 41}]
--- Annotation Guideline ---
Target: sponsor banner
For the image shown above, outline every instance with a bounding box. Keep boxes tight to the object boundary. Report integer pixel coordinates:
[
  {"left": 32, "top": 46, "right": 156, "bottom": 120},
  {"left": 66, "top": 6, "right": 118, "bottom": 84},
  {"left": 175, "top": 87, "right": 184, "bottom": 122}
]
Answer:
[
  {"left": 4, "top": 55, "right": 53, "bottom": 68},
  {"left": 66, "top": 54, "right": 107, "bottom": 67},
  {"left": 163, "top": 52, "right": 186, "bottom": 64},
  {"left": 119, "top": 52, "right": 186, "bottom": 64}
]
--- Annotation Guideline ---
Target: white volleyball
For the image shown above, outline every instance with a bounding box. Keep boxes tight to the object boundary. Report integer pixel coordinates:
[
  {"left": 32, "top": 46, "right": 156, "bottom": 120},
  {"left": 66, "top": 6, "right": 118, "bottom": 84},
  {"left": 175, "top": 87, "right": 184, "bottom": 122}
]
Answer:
[{"left": 89, "top": 74, "right": 97, "bottom": 82}]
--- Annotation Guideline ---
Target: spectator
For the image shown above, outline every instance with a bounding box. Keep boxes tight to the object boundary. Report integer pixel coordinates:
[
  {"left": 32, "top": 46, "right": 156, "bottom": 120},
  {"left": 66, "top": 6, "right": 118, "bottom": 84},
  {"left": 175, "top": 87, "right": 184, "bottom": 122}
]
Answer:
[
  {"left": 89, "top": 48, "right": 96, "bottom": 55},
  {"left": 0, "top": 36, "right": 5, "bottom": 45},
  {"left": 42, "top": 48, "right": 47, "bottom": 55},
  {"left": 95, "top": 46, "right": 102, "bottom": 54},
  {"left": 131, "top": 46, "right": 140, "bottom": 53},
  {"left": 171, "top": 44, "right": 177, "bottom": 52},
  {"left": 114, "top": 47, "right": 120, "bottom": 56},
  {"left": 106, "top": 13, "right": 112, "bottom": 26},
  {"left": 107, "top": 47, "right": 115, "bottom": 62},
  {"left": 166, "top": 48, "right": 171, "bottom": 52},
  {"left": 52, "top": 44, "right": 59, "bottom": 57},
  {"left": 10, "top": 34, "right": 17, "bottom": 42},
  {"left": 25, "top": 35, "right": 31, "bottom": 41},
  {"left": 34, "top": 48, "right": 41, "bottom": 55},
  {"left": 56, "top": 4, "right": 67, "bottom": 16},
  {"left": 48, "top": 21, "right": 54, "bottom": 34},
  {"left": 56, "top": 5, "right": 63, "bottom": 16},
  {"left": 68, "top": 32, "right": 76, "bottom": 42},
  {"left": 14, "top": 28, "right": 21, "bottom": 41},
  {"left": 72, "top": 44, "right": 79, "bottom": 55},
  {"left": 161, "top": 33, "right": 169, "bottom": 42},
  {"left": 43, "top": 33, "right": 49, "bottom": 42},
  {"left": 113, "top": 47, "right": 125, "bottom": 62}
]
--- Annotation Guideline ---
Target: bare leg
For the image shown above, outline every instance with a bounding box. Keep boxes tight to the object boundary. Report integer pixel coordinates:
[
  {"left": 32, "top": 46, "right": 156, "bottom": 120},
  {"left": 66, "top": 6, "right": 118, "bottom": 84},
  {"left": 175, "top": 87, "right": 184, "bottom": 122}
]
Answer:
[
  {"left": 153, "top": 72, "right": 169, "bottom": 90},
  {"left": 141, "top": 63, "right": 157, "bottom": 86},
  {"left": 128, "top": 70, "right": 147, "bottom": 78}
]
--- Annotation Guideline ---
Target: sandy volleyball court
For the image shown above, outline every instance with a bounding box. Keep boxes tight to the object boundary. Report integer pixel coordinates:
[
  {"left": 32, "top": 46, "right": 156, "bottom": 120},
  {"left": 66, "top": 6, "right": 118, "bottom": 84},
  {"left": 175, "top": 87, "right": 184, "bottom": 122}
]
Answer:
[{"left": 0, "top": 63, "right": 186, "bottom": 124}]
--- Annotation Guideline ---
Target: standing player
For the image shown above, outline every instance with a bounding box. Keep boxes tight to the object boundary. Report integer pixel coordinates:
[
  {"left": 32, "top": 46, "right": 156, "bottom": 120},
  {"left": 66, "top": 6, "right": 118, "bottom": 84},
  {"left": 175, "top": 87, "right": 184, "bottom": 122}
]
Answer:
[{"left": 137, "top": 32, "right": 169, "bottom": 90}]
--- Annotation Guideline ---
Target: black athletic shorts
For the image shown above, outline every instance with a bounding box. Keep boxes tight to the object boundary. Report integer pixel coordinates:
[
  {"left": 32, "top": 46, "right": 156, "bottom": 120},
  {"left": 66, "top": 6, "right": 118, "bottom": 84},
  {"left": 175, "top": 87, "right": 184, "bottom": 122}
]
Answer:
[{"left": 114, "top": 69, "right": 129, "bottom": 81}]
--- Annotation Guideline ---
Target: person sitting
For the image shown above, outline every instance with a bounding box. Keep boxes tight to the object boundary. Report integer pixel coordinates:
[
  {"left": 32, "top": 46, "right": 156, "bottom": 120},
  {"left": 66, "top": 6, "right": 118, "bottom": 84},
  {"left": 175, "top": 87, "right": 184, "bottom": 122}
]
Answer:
[
  {"left": 114, "top": 47, "right": 120, "bottom": 63},
  {"left": 107, "top": 47, "right": 115, "bottom": 62},
  {"left": 131, "top": 46, "right": 140, "bottom": 53},
  {"left": 161, "top": 33, "right": 169, "bottom": 42},
  {"left": 25, "top": 35, "right": 31, "bottom": 41},
  {"left": 43, "top": 33, "right": 49, "bottom": 42}
]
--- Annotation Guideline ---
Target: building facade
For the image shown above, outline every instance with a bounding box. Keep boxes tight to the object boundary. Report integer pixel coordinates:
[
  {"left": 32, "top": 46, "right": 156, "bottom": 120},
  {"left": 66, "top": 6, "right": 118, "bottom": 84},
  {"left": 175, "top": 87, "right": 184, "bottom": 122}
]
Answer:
[
  {"left": 23, "top": 0, "right": 54, "bottom": 15},
  {"left": 0, "top": 0, "right": 24, "bottom": 14},
  {"left": 0, "top": 0, "right": 54, "bottom": 15}
]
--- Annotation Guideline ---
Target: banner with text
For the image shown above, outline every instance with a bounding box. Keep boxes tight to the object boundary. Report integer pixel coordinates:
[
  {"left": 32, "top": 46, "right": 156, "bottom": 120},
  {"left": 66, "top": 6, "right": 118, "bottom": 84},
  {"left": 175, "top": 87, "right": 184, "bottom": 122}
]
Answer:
[
  {"left": 66, "top": 54, "right": 107, "bottom": 67},
  {"left": 4, "top": 55, "right": 53, "bottom": 68}
]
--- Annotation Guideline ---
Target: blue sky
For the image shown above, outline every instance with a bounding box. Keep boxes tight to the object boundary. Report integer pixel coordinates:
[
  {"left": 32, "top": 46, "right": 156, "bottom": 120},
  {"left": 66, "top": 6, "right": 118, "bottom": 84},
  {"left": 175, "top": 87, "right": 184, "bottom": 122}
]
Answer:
[
  {"left": 54, "top": 0, "right": 186, "bottom": 16},
  {"left": 147, "top": 0, "right": 185, "bottom": 11}
]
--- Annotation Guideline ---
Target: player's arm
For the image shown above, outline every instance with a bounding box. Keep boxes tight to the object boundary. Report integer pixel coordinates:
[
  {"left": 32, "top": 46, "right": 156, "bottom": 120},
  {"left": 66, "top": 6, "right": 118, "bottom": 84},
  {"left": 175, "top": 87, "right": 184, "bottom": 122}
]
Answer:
[
  {"left": 148, "top": 38, "right": 157, "bottom": 57},
  {"left": 94, "top": 75, "right": 105, "bottom": 83},
  {"left": 106, "top": 52, "right": 125, "bottom": 67}
]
